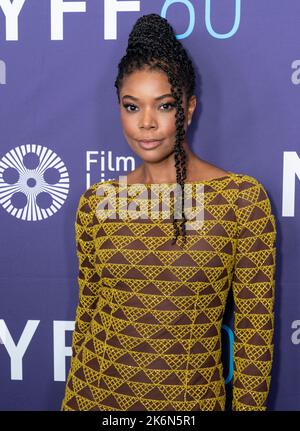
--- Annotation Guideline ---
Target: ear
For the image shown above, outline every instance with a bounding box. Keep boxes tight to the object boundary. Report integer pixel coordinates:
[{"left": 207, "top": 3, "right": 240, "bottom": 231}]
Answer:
[{"left": 187, "top": 95, "right": 197, "bottom": 126}]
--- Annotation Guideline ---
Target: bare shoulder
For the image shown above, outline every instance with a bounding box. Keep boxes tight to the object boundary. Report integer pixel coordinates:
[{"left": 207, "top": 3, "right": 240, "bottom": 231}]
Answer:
[{"left": 189, "top": 160, "right": 229, "bottom": 181}]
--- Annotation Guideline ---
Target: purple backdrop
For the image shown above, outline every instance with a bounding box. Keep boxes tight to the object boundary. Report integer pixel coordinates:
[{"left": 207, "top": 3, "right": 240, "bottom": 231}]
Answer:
[{"left": 0, "top": 0, "right": 298, "bottom": 411}]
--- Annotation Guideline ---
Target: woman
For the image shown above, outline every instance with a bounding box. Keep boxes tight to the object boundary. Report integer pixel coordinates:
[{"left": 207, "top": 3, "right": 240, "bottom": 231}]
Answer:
[{"left": 61, "top": 13, "right": 277, "bottom": 411}]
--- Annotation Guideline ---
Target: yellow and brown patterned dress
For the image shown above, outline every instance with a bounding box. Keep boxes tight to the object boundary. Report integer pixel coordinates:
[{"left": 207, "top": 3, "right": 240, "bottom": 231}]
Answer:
[{"left": 61, "top": 171, "right": 276, "bottom": 411}]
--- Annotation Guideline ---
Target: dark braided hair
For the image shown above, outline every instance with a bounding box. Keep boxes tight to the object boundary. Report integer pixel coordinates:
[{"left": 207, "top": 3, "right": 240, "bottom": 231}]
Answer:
[{"left": 114, "top": 13, "right": 196, "bottom": 246}]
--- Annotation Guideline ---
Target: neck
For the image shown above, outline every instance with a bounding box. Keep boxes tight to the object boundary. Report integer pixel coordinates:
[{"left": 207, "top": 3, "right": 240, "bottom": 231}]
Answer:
[{"left": 139, "top": 140, "right": 196, "bottom": 183}]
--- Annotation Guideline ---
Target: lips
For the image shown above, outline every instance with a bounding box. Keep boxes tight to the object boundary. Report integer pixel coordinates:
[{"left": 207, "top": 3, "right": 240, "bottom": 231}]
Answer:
[{"left": 138, "top": 140, "right": 162, "bottom": 150}]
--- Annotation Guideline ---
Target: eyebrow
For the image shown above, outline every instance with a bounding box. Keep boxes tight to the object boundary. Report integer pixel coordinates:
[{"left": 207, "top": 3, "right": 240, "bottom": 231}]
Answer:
[{"left": 122, "top": 93, "right": 175, "bottom": 101}]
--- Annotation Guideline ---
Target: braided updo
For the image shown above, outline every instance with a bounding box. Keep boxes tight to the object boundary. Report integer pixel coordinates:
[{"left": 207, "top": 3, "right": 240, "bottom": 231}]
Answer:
[{"left": 114, "top": 13, "right": 196, "bottom": 246}]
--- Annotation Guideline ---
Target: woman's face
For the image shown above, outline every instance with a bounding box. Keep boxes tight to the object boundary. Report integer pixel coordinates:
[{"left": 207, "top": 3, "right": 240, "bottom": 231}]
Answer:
[{"left": 119, "top": 68, "right": 195, "bottom": 163}]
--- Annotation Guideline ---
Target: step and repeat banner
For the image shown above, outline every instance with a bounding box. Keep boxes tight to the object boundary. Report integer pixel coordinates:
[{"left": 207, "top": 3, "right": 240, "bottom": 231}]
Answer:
[{"left": 0, "top": 0, "right": 299, "bottom": 411}]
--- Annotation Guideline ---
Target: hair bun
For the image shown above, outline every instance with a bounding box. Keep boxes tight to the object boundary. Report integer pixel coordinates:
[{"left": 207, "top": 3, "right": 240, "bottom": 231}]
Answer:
[{"left": 127, "top": 13, "right": 176, "bottom": 51}]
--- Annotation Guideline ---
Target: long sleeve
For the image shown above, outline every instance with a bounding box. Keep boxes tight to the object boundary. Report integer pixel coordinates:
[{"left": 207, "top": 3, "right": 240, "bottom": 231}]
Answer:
[
  {"left": 71, "top": 189, "right": 101, "bottom": 359},
  {"left": 231, "top": 176, "right": 277, "bottom": 411}
]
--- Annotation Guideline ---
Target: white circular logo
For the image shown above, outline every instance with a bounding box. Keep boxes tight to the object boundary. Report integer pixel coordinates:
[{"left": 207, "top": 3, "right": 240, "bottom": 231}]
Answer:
[{"left": 0, "top": 144, "right": 70, "bottom": 221}]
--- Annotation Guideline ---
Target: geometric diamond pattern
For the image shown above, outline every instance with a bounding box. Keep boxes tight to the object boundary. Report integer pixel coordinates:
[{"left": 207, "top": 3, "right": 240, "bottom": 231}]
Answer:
[{"left": 60, "top": 172, "right": 276, "bottom": 411}]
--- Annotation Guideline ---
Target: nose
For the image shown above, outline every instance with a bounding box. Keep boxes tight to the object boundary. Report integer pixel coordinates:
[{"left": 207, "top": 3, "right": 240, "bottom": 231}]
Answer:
[{"left": 139, "top": 108, "right": 157, "bottom": 129}]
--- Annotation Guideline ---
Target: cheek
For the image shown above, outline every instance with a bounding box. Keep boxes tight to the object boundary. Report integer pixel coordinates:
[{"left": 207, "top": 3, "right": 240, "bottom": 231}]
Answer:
[
  {"left": 120, "top": 112, "right": 135, "bottom": 135},
  {"left": 161, "top": 115, "right": 177, "bottom": 136}
]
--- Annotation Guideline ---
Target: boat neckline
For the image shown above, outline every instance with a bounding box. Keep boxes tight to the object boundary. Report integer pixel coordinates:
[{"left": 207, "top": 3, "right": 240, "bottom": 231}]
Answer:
[{"left": 104, "top": 171, "right": 237, "bottom": 186}]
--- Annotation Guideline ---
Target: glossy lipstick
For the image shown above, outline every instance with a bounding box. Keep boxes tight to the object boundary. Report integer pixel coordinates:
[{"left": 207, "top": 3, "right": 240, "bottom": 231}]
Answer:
[{"left": 138, "top": 140, "right": 162, "bottom": 150}]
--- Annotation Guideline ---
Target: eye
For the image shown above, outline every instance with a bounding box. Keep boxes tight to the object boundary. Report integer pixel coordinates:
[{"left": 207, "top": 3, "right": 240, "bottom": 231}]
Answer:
[
  {"left": 160, "top": 102, "right": 176, "bottom": 111},
  {"left": 123, "top": 103, "right": 137, "bottom": 112}
]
